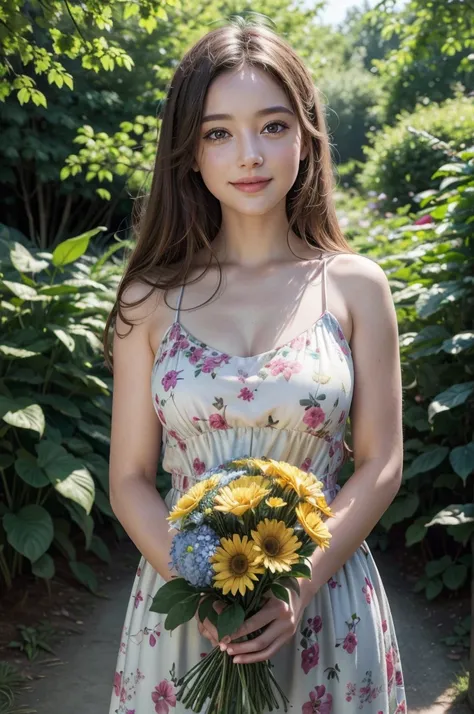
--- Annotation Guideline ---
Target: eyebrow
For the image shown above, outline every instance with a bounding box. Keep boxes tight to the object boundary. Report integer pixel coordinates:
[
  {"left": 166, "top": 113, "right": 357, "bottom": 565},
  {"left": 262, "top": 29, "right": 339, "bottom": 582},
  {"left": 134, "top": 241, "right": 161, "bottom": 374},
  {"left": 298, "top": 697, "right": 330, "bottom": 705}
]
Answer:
[{"left": 201, "top": 105, "right": 295, "bottom": 123}]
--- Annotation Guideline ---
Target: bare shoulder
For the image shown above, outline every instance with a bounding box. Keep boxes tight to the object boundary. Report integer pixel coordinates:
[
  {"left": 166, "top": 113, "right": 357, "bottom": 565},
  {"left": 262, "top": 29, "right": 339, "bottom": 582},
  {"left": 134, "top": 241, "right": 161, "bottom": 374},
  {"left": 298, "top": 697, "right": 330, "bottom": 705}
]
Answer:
[{"left": 330, "top": 252, "right": 393, "bottom": 318}]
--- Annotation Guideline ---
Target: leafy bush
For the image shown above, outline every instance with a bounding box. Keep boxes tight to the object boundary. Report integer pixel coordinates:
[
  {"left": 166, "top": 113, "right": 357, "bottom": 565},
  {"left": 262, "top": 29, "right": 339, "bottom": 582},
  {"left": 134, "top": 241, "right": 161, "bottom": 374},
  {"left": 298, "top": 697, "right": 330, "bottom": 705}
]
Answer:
[
  {"left": 374, "top": 141, "right": 474, "bottom": 601},
  {"left": 0, "top": 225, "right": 128, "bottom": 592},
  {"left": 358, "top": 95, "right": 474, "bottom": 208}
]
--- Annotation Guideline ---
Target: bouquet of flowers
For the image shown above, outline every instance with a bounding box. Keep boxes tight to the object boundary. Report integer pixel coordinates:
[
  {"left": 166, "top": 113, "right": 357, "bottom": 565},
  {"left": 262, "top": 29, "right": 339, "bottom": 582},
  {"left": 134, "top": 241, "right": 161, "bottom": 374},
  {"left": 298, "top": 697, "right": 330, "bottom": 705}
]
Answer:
[{"left": 150, "top": 456, "right": 334, "bottom": 714}]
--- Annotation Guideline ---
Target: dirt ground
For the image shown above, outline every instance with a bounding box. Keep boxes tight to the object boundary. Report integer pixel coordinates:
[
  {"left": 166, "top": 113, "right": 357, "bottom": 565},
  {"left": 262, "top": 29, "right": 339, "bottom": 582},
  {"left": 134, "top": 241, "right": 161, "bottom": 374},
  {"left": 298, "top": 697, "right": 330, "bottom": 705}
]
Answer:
[{"left": 0, "top": 535, "right": 471, "bottom": 714}]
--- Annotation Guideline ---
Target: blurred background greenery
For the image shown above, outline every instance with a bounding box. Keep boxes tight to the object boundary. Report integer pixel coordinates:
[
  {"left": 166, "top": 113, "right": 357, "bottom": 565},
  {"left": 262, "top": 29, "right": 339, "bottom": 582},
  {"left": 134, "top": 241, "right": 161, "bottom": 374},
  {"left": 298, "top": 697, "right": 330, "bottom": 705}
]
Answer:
[{"left": 0, "top": 0, "right": 472, "bottom": 708}]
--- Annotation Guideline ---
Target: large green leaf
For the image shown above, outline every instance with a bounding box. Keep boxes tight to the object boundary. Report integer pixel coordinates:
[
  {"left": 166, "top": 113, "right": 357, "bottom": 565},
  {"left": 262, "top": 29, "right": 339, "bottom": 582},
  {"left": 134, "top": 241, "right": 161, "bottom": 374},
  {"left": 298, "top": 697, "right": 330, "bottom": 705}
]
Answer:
[
  {"left": 37, "top": 441, "right": 78, "bottom": 480},
  {"left": 69, "top": 560, "right": 99, "bottom": 594},
  {"left": 89, "top": 534, "right": 111, "bottom": 564},
  {"left": 47, "top": 325, "right": 75, "bottom": 352},
  {"left": 164, "top": 594, "right": 201, "bottom": 630},
  {"left": 2, "top": 280, "right": 38, "bottom": 300},
  {"left": 428, "top": 382, "right": 474, "bottom": 422},
  {"left": 449, "top": 443, "right": 474, "bottom": 482},
  {"left": 54, "top": 467, "right": 95, "bottom": 514},
  {"left": 15, "top": 454, "right": 49, "bottom": 487},
  {"left": 379, "top": 493, "right": 420, "bottom": 531},
  {"left": 10, "top": 242, "right": 49, "bottom": 273},
  {"left": 35, "top": 394, "right": 81, "bottom": 419},
  {"left": 405, "top": 446, "right": 449, "bottom": 477},
  {"left": 425, "top": 504, "right": 474, "bottom": 528},
  {"left": 0, "top": 396, "right": 45, "bottom": 436},
  {"left": 217, "top": 602, "right": 245, "bottom": 641},
  {"left": 93, "top": 489, "right": 115, "bottom": 519},
  {"left": 150, "top": 578, "right": 197, "bottom": 614},
  {"left": 3, "top": 505, "right": 54, "bottom": 561},
  {"left": 0, "top": 345, "right": 38, "bottom": 359},
  {"left": 32, "top": 553, "right": 55, "bottom": 579},
  {"left": 52, "top": 227, "right": 106, "bottom": 267},
  {"left": 62, "top": 500, "right": 94, "bottom": 549},
  {"left": 442, "top": 332, "right": 474, "bottom": 355},
  {"left": 442, "top": 565, "right": 468, "bottom": 591}
]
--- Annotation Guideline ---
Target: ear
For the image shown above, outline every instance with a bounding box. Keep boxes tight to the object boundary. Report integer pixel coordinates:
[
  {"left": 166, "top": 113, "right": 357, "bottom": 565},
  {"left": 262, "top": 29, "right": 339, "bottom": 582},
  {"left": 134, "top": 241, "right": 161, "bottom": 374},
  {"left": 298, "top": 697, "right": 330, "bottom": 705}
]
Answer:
[
  {"left": 192, "top": 160, "right": 200, "bottom": 172},
  {"left": 300, "top": 140, "right": 309, "bottom": 163}
]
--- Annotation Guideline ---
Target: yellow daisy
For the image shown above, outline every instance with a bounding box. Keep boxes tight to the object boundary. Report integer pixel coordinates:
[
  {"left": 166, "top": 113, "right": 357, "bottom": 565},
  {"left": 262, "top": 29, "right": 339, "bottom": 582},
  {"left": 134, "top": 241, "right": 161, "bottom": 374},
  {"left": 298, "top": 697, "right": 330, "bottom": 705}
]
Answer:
[
  {"left": 251, "top": 519, "right": 302, "bottom": 573},
  {"left": 265, "top": 497, "right": 287, "bottom": 508},
  {"left": 214, "top": 477, "right": 271, "bottom": 517},
  {"left": 296, "top": 502, "right": 332, "bottom": 550},
  {"left": 271, "top": 465, "right": 326, "bottom": 509},
  {"left": 167, "top": 475, "right": 220, "bottom": 522},
  {"left": 211, "top": 534, "right": 265, "bottom": 596}
]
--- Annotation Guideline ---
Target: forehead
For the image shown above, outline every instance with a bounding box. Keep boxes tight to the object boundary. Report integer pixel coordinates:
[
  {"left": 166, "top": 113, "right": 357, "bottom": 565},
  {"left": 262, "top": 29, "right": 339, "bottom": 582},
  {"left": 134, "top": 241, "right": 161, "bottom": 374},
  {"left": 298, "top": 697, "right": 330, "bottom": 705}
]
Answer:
[{"left": 203, "top": 66, "right": 290, "bottom": 114}]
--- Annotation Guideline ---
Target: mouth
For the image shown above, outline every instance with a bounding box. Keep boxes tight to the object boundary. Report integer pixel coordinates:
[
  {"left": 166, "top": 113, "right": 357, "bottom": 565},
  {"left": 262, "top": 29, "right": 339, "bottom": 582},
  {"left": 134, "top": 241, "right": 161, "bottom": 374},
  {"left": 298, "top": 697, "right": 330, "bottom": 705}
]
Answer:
[{"left": 230, "top": 179, "right": 273, "bottom": 192}]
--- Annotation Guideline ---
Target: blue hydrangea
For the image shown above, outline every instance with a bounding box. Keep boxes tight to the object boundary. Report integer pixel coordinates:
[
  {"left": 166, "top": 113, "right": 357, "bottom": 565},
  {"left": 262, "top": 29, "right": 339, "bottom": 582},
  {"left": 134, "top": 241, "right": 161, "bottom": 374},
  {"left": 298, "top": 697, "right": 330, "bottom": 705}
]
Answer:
[
  {"left": 219, "top": 469, "right": 247, "bottom": 488},
  {"left": 169, "top": 525, "right": 221, "bottom": 588}
]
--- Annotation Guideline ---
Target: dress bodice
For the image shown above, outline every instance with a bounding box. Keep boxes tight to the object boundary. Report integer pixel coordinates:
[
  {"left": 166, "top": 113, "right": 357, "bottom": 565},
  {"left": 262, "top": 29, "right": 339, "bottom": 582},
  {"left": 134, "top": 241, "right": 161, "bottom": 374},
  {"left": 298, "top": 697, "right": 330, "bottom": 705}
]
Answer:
[{"left": 151, "top": 253, "right": 354, "bottom": 507}]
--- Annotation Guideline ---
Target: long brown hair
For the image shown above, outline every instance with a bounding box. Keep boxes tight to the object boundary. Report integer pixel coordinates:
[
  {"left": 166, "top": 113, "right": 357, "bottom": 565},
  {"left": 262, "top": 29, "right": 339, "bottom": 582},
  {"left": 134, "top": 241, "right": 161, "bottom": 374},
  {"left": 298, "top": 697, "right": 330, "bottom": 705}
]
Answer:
[{"left": 103, "top": 16, "right": 356, "bottom": 373}]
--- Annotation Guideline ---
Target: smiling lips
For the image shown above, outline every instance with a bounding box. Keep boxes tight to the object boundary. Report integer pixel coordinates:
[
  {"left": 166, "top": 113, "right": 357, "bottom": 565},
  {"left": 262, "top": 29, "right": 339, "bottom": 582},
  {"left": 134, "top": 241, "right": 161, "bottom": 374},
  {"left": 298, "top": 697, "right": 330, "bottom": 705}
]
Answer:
[{"left": 231, "top": 177, "right": 272, "bottom": 193}]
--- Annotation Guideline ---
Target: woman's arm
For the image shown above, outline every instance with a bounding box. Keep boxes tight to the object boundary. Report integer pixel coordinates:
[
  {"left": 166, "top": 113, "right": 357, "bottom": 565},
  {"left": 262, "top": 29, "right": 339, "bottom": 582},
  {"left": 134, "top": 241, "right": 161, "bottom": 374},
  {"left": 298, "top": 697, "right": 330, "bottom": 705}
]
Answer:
[
  {"left": 109, "top": 281, "right": 177, "bottom": 582},
  {"left": 222, "top": 255, "right": 404, "bottom": 663}
]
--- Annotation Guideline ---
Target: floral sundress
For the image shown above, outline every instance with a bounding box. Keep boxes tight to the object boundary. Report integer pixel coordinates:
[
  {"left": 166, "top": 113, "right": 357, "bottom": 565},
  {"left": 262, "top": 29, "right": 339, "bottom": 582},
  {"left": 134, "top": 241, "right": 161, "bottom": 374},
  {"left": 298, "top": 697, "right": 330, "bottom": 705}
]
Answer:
[{"left": 109, "top": 252, "right": 407, "bottom": 714}]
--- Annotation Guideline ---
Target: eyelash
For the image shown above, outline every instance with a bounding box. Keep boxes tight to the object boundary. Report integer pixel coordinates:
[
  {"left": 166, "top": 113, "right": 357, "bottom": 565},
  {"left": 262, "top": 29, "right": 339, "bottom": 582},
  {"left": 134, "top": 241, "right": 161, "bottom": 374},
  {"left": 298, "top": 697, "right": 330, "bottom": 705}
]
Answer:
[{"left": 203, "top": 121, "right": 289, "bottom": 143}]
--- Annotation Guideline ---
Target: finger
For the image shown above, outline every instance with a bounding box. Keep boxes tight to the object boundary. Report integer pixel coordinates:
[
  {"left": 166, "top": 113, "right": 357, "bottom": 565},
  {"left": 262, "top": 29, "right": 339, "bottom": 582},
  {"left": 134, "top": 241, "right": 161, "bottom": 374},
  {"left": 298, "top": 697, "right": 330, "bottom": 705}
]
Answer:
[
  {"left": 233, "top": 634, "right": 288, "bottom": 665},
  {"left": 203, "top": 617, "right": 220, "bottom": 644},
  {"left": 230, "top": 604, "right": 280, "bottom": 641},
  {"left": 227, "top": 622, "right": 282, "bottom": 657},
  {"left": 197, "top": 621, "right": 219, "bottom": 647}
]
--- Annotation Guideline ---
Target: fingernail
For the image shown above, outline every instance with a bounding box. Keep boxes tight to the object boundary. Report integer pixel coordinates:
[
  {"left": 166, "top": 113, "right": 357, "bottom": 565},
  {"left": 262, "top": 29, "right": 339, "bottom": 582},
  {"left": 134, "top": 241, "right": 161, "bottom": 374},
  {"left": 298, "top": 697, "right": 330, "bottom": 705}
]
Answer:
[
  {"left": 219, "top": 643, "right": 227, "bottom": 651},
  {"left": 222, "top": 636, "right": 231, "bottom": 644}
]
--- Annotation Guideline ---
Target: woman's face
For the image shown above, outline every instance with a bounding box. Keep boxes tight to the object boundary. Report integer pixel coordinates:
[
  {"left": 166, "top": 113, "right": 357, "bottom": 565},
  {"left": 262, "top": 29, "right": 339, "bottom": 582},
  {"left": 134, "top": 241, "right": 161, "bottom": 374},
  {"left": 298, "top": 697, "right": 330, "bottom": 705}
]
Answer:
[{"left": 193, "top": 64, "right": 308, "bottom": 216}]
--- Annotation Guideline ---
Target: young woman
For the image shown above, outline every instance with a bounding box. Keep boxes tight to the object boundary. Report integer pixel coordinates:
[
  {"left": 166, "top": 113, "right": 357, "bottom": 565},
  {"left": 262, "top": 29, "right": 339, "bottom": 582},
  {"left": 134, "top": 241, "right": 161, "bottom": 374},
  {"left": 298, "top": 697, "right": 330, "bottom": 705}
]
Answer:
[{"left": 105, "top": 18, "right": 407, "bottom": 714}]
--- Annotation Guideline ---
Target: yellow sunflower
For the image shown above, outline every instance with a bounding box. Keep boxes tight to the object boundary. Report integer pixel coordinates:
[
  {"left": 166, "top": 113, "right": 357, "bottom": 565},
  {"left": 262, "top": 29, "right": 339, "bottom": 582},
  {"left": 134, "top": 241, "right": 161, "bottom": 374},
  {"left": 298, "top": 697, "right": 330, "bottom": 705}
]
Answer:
[
  {"left": 251, "top": 519, "right": 302, "bottom": 573},
  {"left": 296, "top": 502, "right": 332, "bottom": 550},
  {"left": 211, "top": 534, "right": 265, "bottom": 596},
  {"left": 265, "top": 497, "right": 287, "bottom": 508},
  {"left": 271, "top": 465, "right": 326, "bottom": 509},
  {"left": 167, "top": 475, "right": 220, "bottom": 522},
  {"left": 214, "top": 477, "right": 271, "bottom": 517}
]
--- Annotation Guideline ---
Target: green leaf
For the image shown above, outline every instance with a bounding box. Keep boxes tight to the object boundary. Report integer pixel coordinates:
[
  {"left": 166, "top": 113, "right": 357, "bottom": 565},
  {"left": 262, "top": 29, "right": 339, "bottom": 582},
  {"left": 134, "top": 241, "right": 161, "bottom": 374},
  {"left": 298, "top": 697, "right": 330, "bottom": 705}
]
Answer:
[
  {"left": 405, "top": 518, "right": 429, "bottom": 546},
  {"left": 407, "top": 447, "right": 449, "bottom": 476},
  {"left": 62, "top": 500, "right": 94, "bottom": 549},
  {"left": 15, "top": 455, "right": 49, "bottom": 488},
  {"left": 425, "top": 578, "right": 443, "bottom": 600},
  {"left": 442, "top": 332, "right": 474, "bottom": 355},
  {"left": 449, "top": 443, "right": 474, "bottom": 483},
  {"left": 3, "top": 505, "right": 54, "bottom": 562},
  {"left": 32, "top": 553, "right": 55, "bottom": 579},
  {"left": 164, "top": 594, "right": 200, "bottom": 630},
  {"left": 428, "top": 382, "right": 474, "bottom": 422},
  {"left": 69, "top": 560, "right": 99, "bottom": 594},
  {"left": 198, "top": 596, "right": 219, "bottom": 624},
  {"left": 10, "top": 242, "right": 49, "bottom": 273},
  {"left": 48, "top": 325, "right": 75, "bottom": 352},
  {"left": 52, "top": 227, "right": 106, "bottom": 267},
  {"left": 270, "top": 583, "right": 290, "bottom": 605},
  {"left": 35, "top": 394, "right": 81, "bottom": 419},
  {"left": 149, "top": 578, "right": 198, "bottom": 614},
  {"left": 54, "top": 467, "right": 95, "bottom": 515},
  {"left": 289, "top": 562, "right": 312, "bottom": 579},
  {"left": 425, "top": 504, "right": 474, "bottom": 528},
  {"left": 442, "top": 565, "right": 468, "bottom": 591},
  {"left": 89, "top": 535, "right": 111, "bottom": 564},
  {"left": 2, "top": 280, "right": 38, "bottom": 299},
  {"left": 217, "top": 602, "right": 245, "bottom": 641},
  {"left": 93, "top": 489, "right": 115, "bottom": 519},
  {"left": 0, "top": 396, "right": 45, "bottom": 436},
  {"left": 425, "top": 555, "right": 452, "bottom": 578},
  {"left": 279, "top": 576, "right": 301, "bottom": 596}
]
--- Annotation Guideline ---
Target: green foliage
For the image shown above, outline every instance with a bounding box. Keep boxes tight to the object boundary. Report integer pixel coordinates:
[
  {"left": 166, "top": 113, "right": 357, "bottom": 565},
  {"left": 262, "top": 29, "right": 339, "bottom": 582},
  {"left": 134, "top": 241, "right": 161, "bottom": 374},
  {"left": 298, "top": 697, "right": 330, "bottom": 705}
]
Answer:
[
  {"left": 7, "top": 622, "right": 56, "bottom": 661},
  {"left": 0, "top": 0, "right": 182, "bottom": 107},
  {"left": 371, "top": 142, "right": 474, "bottom": 603},
  {"left": 0, "top": 224, "right": 128, "bottom": 591},
  {"left": 358, "top": 95, "right": 474, "bottom": 207},
  {"left": 364, "top": 0, "right": 473, "bottom": 121},
  {"left": 0, "top": 661, "right": 35, "bottom": 714}
]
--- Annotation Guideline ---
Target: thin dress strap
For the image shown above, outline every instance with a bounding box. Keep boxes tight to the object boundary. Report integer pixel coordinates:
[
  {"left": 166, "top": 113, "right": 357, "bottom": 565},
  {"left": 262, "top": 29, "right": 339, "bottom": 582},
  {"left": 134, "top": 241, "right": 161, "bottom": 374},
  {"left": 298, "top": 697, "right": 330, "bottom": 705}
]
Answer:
[
  {"left": 321, "top": 258, "right": 328, "bottom": 314},
  {"left": 174, "top": 284, "right": 185, "bottom": 324}
]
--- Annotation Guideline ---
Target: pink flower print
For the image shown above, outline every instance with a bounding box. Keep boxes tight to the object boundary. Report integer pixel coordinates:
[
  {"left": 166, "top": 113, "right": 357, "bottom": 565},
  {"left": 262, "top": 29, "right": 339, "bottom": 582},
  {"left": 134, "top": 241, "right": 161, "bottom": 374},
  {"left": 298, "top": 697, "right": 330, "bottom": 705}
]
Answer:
[
  {"left": 151, "top": 679, "right": 177, "bottom": 713},
  {"left": 289, "top": 333, "right": 308, "bottom": 351},
  {"left": 182, "top": 476, "right": 189, "bottom": 491},
  {"left": 114, "top": 671, "right": 122, "bottom": 697},
  {"left": 414, "top": 214, "right": 433, "bottom": 226},
  {"left": 343, "top": 631, "right": 357, "bottom": 654},
  {"left": 193, "top": 458, "right": 206, "bottom": 476},
  {"left": 303, "top": 406, "right": 325, "bottom": 429},
  {"left": 136, "top": 566, "right": 142, "bottom": 577},
  {"left": 362, "top": 576, "right": 374, "bottom": 604},
  {"left": 302, "top": 685, "right": 333, "bottom": 714},
  {"left": 266, "top": 357, "right": 303, "bottom": 381},
  {"left": 396, "top": 670, "right": 404, "bottom": 686},
  {"left": 238, "top": 387, "right": 254, "bottom": 402},
  {"left": 149, "top": 633, "right": 157, "bottom": 647},
  {"left": 301, "top": 457, "right": 312, "bottom": 472},
  {"left": 120, "top": 686, "right": 127, "bottom": 703},
  {"left": 301, "top": 643, "right": 319, "bottom": 674},
  {"left": 178, "top": 440, "right": 187, "bottom": 452},
  {"left": 126, "top": 710, "right": 135, "bottom": 714},
  {"left": 382, "top": 619, "right": 387, "bottom": 633},
  {"left": 345, "top": 682, "right": 356, "bottom": 702},
  {"left": 161, "top": 369, "right": 183, "bottom": 392},
  {"left": 308, "top": 615, "right": 323, "bottom": 634},
  {"left": 395, "top": 701, "right": 407, "bottom": 714},
  {"left": 338, "top": 410, "right": 346, "bottom": 424},
  {"left": 157, "top": 408, "right": 166, "bottom": 425},
  {"left": 169, "top": 336, "right": 190, "bottom": 357},
  {"left": 209, "top": 413, "right": 229, "bottom": 430},
  {"left": 328, "top": 577, "right": 338, "bottom": 589},
  {"left": 202, "top": 355, "right": 229, "bottom": 373},
  {"left": 169, "top": 323, "right": 182, "bottom": 341},
  {"left": 189, "top": 347, "right": 205, "bottom": 365},
  {"left": 386, "top": 646, "right": 395, "bottom": 689},
  {"left": 134, "top": 590, "right": 143, "bottom": 609}
]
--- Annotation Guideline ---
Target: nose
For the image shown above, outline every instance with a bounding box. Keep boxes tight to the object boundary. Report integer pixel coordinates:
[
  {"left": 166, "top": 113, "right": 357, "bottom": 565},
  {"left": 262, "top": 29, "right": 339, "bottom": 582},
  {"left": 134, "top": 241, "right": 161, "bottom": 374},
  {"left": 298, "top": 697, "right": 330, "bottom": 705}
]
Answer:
[{"left": 238, "top": 132, "right": 263, "bottom": 168}]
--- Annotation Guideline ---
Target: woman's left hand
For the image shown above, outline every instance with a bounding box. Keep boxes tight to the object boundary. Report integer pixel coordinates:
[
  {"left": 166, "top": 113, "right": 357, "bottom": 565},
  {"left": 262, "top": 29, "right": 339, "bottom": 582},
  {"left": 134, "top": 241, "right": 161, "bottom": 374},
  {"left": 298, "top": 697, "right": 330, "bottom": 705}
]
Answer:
[{"left": 221, "top": 580, "right": 314, "bottom": 664}]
